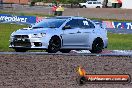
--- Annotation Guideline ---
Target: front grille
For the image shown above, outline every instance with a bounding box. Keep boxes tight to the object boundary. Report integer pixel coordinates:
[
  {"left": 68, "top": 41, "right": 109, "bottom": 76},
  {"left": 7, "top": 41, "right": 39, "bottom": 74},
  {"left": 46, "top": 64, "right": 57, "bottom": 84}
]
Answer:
[
  {"left": 14, "top": 35, "right": 29, "bottom": 38},
  {"left": 13, "top": 35, "right": 30, "bottom": 47},
  {"left": 13, "top": 41, "right": 31, "bottom": 47}
]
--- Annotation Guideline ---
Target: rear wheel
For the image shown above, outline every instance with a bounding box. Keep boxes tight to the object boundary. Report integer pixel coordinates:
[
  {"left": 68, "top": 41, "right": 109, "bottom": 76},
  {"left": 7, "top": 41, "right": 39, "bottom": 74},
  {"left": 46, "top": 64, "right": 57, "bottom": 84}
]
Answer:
[
  {"left": 96, "top": 6, "right": 100, "bottom": 8},
  {"left": 47, "top": 37, "right": 61, "bottom": 53},
  {"left": 90, "top": 38, "right": 104, "bottom": 53},
  {"left": 82, "top": 5, "right": 86, "bottom": 8},
  {"left": 14, "top": 48, "right": 27, "bottom": 52}
]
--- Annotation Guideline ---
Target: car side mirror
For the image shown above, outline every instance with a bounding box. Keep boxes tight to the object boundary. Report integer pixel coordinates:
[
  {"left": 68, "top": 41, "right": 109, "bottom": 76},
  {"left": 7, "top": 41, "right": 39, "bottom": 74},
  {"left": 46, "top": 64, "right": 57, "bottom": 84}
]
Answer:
[{"left": 62, "top": 25, "right": 71, "bottom": 30}]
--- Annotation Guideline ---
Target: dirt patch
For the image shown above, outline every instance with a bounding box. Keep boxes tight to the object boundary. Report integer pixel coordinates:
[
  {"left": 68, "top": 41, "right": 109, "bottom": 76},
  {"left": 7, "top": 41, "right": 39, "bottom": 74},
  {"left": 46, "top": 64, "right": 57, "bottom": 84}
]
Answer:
[{"left": 0, "top": 55, "right": 132, "bottom": 88}]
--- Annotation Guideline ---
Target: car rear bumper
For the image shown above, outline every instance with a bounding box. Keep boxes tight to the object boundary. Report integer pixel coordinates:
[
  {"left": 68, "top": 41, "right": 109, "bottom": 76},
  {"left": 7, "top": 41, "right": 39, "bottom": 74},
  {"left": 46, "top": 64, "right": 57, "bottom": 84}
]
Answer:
[{"left": 103, "top": 38, "right": 108, "bottom": 48}]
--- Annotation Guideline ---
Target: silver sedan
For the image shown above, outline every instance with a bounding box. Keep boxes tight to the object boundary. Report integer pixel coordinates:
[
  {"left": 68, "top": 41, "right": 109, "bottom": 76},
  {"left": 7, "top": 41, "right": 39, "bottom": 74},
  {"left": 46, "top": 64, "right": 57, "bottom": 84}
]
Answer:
[{"left": 9, "top": 16, "right": 108, "bottom": 53}]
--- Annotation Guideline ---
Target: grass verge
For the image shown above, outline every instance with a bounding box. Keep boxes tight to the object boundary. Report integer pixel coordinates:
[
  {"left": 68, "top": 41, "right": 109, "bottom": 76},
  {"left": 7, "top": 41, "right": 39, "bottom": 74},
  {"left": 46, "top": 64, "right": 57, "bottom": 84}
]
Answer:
[
  {"left": 0, "top": 23, "right": 27, "bottom": 51},
  {"left": 107, "top": 33, "right": 132, "bottom": 50}
]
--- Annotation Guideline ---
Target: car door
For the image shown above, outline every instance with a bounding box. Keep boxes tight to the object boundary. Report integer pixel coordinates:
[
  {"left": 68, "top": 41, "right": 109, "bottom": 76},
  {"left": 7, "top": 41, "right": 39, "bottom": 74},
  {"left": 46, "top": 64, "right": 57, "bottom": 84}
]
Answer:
[
  {"left": 93, "top": 1, "right": 98, "bottom": 8},
  {"left": 78, "top": 19, "right": 96, "bottom": 47},
  {"left": 87, "top": 1, "right": 93, "bottom": 8},
  {"left": 61, "top": 19, "right": 81, "bottom": 47}
]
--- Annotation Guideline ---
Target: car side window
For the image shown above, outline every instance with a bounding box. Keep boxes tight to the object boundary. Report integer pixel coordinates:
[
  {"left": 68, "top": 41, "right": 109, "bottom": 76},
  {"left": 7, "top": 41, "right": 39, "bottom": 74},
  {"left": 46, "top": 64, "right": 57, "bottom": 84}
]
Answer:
[
  {"left": 65, "top": 19, "right": 79, "bottom": 28},
  {"left": 97, "top": 2, "right": 101, "bottom": 4},
  {"left": 91, "top": 0, "right": 97, "bottom": 1},
  {"left": 78, "top": 19, "right": 88, "bottom": 29},
  {"left": 78, "top": 19, "right": 95, "bottom": 29},
  {"left": 87, "top": 20, "right": 95, "bottom": 28},
  {"left": 93, "top": 2, "right": 96, "bottom": 4},
  {"left": 88, "top": 2, "right": 92, "bottom": 4}
]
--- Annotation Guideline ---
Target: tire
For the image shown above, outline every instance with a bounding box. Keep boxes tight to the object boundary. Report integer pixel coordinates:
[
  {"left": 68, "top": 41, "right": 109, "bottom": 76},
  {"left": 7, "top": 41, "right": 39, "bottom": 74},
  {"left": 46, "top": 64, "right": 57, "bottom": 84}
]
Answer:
[
  {"left": 90, "top": 38, "right": 104, "bottom": 53},
  {"left": 47, "top": 37, "right": 61, "bottom": 53},
  {"left": 79, "top": 4, "right": 82, "bottom": 8},
  {"left": 60, "top": 49, "right": 71, "bottom": 53},
  {"left": 96, "top": 6, "right": 100, "bottom": 8},
  {"left": 82, "top": 5, "right": 86, "bottom": 8},
  {"left": 14, "top": 48, "right": 27, "bottom": 52}
]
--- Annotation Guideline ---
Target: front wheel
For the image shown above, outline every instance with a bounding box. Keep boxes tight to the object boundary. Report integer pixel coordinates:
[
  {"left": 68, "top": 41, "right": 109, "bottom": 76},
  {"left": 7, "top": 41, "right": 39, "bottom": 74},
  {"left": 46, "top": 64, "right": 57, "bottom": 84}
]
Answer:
[
  {"left": 90, "top": 39, "right": 104, "bottom": 53},
  {"left": 47, "top": 37, "right": 61, "bottom": 53}
]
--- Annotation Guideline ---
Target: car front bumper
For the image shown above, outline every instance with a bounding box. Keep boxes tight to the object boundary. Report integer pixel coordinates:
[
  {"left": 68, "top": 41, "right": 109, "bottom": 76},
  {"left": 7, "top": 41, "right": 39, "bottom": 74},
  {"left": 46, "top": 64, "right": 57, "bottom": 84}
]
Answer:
[{"left": 9, "top": 37, "right": 49, "bottom": 49}]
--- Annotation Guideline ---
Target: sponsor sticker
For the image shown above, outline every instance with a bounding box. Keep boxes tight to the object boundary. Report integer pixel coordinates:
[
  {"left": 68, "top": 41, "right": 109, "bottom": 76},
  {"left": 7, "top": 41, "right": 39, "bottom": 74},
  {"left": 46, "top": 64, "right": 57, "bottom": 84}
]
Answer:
[{"left": 77, "top": 66, "right": 131, "bottom": 85}]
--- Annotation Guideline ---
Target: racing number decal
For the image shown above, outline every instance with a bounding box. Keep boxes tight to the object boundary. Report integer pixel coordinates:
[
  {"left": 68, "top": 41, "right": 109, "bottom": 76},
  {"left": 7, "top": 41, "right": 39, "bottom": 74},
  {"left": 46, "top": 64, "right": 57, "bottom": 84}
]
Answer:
[{"left": 83, "top": 21, "right": 89, "bottom": 26}]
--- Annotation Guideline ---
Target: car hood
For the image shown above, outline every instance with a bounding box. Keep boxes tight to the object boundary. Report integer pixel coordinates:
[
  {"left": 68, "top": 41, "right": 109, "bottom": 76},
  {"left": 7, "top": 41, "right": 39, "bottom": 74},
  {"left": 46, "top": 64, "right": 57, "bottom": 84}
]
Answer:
[{"left": 13, "top": 28, "right": 51, "bottom": 35}]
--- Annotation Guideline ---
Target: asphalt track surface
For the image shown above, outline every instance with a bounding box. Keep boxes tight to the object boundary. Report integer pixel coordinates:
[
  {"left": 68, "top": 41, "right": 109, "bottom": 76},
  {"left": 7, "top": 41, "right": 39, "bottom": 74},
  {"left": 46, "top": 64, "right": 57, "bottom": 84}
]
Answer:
[{"left": 0, "top": 50, "right": 132, "bottom": 57}]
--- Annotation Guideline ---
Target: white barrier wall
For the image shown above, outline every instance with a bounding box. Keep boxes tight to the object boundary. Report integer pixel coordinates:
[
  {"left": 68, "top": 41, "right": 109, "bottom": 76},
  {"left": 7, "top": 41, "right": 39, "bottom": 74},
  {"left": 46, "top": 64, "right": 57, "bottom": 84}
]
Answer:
[{"left": 122, "top": 0, "right": 132, "bottom": 9}]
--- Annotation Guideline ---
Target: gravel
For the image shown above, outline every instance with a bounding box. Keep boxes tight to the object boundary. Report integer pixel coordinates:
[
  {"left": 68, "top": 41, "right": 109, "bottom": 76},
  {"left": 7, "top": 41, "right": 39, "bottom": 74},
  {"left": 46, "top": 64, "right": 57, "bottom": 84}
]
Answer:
[{"left": 0, "top": 55, "right": 132, "bottom": 88}]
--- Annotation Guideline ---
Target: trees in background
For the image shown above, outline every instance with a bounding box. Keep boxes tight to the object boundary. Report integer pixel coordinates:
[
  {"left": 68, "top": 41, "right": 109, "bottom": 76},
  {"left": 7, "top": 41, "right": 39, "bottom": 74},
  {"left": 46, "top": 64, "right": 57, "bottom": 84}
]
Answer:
[{"left": 31, "top": 0, "right": 85, "bottom": 4}]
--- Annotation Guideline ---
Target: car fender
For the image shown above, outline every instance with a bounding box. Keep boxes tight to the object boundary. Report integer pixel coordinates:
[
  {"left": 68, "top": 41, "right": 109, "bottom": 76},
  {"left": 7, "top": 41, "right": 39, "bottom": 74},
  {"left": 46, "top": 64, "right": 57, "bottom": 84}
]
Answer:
[
  {"left": 89, "top": 33, "right": 105, "bottom": 49},
  {"left": 40, "top": 28, "right": 62, "bottom": 46},
  {"left": 88, "top": 33, "right": 98, "bottom": 49},
  {"left": 46, "top": 33, "right": 62, "bottom": 46}
]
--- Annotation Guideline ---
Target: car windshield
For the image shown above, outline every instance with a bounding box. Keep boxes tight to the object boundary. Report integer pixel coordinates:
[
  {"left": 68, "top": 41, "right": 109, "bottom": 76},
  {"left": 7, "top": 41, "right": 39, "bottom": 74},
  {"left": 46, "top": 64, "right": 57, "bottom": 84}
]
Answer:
[{"left": 32, "top": 19, "right": 66, "bottom": 29}]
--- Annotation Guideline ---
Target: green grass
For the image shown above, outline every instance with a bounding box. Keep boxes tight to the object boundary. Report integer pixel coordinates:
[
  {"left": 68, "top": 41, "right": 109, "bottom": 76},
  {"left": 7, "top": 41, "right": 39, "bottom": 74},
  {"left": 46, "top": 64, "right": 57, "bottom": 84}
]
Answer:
[
  {"left": 0, "top": 23, "right": 27, "bottom": 51},
  {"left": 107, "top": 33, "right": 132, "bottom": 50},
  {"left": 0, "top": 23, "right": 132, "bottom": 51}
]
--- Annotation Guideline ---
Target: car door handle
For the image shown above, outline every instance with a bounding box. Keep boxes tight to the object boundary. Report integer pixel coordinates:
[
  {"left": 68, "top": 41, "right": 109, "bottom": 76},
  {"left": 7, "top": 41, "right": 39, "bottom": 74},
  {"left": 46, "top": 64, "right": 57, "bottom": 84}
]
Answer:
[{"left": 69, "top": 33, "right": 75, "bottom": 34}]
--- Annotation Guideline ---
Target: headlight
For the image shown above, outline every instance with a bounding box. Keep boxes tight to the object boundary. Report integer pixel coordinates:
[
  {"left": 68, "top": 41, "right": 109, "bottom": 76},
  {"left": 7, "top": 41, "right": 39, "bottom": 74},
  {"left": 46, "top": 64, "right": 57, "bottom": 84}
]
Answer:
[
  {"left": 31, "top": 33, "right": 46, "bottom": 38},
  {"left": 10, "top": 32, "right": 15, "bottom": 38},
  {"left": 9, "top": 32, "right": 15, "bottom": 41},
  {"left": 11, "top": 35, "right": 14, "bottom": 38}
]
